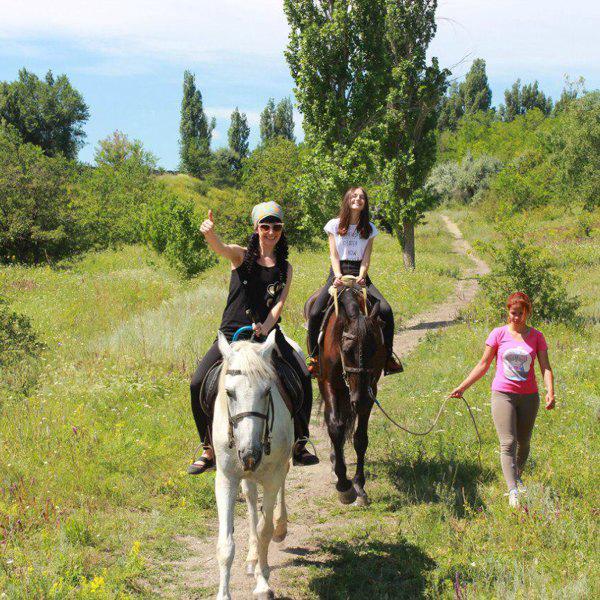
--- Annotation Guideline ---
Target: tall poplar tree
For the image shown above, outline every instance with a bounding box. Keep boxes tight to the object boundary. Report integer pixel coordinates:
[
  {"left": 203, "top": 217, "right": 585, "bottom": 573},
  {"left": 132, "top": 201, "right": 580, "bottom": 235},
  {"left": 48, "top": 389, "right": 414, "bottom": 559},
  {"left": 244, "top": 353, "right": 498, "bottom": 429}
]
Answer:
[
  {"left": 260, "top": 97, "right": 295, "bottom": 143},
  {"left": 462, "top": 58, "right": 492, "bottom": 115},
  {"left": 274, "top": 98, "right": 295, "bottom": 141},
  {"left": 438, "top": 59, "right": 491, "bottom": 131},
  {"left": 284, "top": 0, "right": 447, "bottom": 267},
  {"left": 260, "top": 98, "right": 276, "bottom": 143},
  {"left": 377, "top": 0, "right": 448, "bottom": 268},
  {"left": 179, "top": 70, "right": 214, "bottom": 177},
  {"left": 499, "top": 79, "right": 553, "bottom": 121},
  {"left": 228, "top": 108, "right": 250, "bottom": 159}
]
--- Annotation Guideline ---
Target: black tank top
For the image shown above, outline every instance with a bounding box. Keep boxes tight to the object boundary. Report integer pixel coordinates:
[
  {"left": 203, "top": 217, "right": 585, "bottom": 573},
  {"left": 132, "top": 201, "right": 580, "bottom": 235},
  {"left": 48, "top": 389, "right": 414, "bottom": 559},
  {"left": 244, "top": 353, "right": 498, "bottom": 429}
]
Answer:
[{"left": 219, "top": 262, "right": 286, "bottom": 339}]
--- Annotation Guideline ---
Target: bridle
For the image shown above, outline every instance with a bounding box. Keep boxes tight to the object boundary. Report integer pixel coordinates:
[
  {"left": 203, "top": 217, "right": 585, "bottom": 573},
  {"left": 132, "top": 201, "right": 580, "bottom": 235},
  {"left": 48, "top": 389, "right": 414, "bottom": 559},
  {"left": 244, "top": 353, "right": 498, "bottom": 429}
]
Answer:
[
  {"left": 339, "top": 330, "right": 375, "bottom": 390},
  {"left": 225, "top": 369, "right": 275, "bottom": 456}
]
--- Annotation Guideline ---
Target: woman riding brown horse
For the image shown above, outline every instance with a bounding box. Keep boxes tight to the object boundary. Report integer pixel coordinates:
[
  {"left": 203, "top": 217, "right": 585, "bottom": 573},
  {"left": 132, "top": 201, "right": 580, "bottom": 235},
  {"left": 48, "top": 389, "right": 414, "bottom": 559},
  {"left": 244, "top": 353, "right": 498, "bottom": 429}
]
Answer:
[{"left": 305, "top": 277, "right": 386, "bottom": 505}]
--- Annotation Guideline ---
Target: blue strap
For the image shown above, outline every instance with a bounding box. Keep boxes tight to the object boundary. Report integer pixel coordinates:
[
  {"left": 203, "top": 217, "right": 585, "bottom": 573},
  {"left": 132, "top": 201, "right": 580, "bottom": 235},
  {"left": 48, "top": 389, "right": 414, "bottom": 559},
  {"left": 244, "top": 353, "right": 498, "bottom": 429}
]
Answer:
[{"left": 232, "top": 325, "right": 254, "bottom": 342}]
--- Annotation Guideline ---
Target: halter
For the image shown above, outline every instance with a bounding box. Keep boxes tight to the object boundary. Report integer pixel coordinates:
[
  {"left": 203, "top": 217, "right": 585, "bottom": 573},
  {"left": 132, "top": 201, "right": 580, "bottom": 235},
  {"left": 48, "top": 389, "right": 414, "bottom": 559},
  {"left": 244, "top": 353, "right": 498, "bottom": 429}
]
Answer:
[{"left": 225, "top": 368, "right": 275, "bottom": 456}]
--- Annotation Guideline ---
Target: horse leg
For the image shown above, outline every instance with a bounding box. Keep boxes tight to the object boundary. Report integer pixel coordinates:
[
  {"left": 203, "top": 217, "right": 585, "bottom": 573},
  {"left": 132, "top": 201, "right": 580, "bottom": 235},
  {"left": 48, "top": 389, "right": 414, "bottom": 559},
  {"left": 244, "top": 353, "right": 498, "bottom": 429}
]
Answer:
[
  {"left": 353, "top": 407, "right": 372, "bottom": 507},
  {"left": 252, "top": 478, "right": 282, "bottom": 600},
  {"left": 327, "top": 415, "right": 356, "bottom": 504},
  {"left": 273, "top": 461, "right": 289, "bottom": 542},
  {"left": 242, "top": 479, "right": 259, "bottom": 577},
  {"left": 215, "top": 470, "right": 239, "bottom": 600}
]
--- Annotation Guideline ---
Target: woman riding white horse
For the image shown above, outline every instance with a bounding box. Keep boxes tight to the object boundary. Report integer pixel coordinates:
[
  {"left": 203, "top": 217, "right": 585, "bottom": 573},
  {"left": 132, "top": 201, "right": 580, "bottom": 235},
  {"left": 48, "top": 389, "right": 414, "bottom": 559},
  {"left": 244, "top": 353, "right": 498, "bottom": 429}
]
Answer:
[{"left": 214, "top": 330, "right": 294, "bottom": 600}]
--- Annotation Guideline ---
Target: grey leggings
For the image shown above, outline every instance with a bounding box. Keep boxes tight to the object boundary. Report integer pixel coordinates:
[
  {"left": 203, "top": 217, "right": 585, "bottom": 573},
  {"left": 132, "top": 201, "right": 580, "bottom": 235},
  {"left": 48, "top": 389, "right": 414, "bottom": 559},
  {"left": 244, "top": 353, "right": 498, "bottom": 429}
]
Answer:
[{"left": 491, "top": 391, "right": 540, "bottom": 490}]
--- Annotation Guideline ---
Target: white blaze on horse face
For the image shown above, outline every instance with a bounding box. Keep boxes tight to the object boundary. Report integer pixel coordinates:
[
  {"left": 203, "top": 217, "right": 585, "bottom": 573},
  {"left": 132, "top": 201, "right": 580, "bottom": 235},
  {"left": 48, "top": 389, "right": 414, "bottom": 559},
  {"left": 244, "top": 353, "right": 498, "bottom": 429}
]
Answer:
[{"left": 224, "top": 343, "right": 273, "bottom": 468}]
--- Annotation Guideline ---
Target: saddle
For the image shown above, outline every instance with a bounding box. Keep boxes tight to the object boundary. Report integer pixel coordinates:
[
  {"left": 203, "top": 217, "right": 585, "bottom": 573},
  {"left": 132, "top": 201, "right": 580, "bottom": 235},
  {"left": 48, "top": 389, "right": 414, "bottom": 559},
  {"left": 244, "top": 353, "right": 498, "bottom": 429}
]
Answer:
[
  {"left": 199, "top": 352, "right": 303, "bottom": 420},
  {"left": 305, "top": 277, "right": 373, "bottom": 354}
]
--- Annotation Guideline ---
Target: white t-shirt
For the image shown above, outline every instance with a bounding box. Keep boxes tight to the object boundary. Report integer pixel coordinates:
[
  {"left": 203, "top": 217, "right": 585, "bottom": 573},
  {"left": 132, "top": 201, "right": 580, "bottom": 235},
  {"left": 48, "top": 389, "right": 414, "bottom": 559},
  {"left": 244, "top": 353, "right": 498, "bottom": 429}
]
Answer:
[{"left": 324, "top": 218, "right": 379, "bottom": 261}]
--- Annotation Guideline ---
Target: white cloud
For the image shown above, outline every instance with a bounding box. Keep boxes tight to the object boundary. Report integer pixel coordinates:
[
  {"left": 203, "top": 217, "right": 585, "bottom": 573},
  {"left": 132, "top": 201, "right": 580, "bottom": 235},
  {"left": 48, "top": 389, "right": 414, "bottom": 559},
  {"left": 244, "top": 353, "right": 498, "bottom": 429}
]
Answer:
[
  {"left": 432, "top": 0, "right": 600, "bottom": 81},
  {"left": 1, "top": 0, "right": 598, "bottom": 88},
  {"left": 0, "top": 0, "right": 290, "bottom": 63}
]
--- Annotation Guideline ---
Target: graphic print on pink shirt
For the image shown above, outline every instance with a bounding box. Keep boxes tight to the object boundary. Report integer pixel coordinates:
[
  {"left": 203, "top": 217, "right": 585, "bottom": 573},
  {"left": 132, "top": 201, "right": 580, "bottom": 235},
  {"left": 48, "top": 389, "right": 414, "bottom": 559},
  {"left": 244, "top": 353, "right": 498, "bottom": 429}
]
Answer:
[{"left": 485, "top": 325, "right": 548, "bottom": 394}]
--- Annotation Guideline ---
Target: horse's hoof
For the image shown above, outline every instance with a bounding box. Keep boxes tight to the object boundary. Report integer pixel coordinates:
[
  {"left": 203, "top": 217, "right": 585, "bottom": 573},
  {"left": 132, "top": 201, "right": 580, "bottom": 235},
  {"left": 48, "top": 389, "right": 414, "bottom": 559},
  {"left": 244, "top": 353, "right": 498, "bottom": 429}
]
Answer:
[
  {"left": 246, "top": 561, "right": 257, "bottom": 577},
  {"left": 338, "top": 486, "right": 357, "bottom": 505},
  {"left": 253, "top": 591, "right": 275, "bottom": 600},
  {"left": 272, "top": 528, "right": 287, "bottom": 543},
  {"left": 353, "top": 494, "right": 370, "bottom": 507}
]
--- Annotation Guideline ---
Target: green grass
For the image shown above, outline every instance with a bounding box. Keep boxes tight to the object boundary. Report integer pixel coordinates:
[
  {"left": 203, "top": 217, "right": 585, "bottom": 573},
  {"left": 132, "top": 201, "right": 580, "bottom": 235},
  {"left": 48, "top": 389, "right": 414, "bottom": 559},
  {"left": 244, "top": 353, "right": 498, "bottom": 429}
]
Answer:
[
  {"left": 287, "top": 205, "right": 600, "bottom": 599},
  {"left": 0, "top": 217, "right": 462, "bottom": 597}
]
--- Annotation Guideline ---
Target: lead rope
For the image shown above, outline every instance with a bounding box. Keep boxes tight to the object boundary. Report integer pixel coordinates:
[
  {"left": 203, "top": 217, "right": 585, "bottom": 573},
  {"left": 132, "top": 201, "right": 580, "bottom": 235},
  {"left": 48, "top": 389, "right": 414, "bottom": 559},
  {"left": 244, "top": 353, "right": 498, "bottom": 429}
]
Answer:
[{"left": 370, "top": 390, "right": 482, "bottom": 468}]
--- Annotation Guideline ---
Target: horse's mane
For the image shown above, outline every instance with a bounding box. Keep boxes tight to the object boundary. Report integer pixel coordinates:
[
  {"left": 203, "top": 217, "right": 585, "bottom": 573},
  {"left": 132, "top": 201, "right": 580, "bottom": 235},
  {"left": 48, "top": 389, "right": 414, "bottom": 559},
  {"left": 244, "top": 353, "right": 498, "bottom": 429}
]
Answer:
[{"left": 223, "top": 340, "right": 276, "bottom": 386}]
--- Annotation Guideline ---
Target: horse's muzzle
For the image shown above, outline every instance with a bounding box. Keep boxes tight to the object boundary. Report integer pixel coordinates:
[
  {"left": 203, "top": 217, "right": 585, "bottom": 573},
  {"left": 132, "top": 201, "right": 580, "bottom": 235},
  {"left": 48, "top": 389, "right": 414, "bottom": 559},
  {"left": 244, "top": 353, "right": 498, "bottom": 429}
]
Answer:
[{"left": 238, "top": 447, "right": 263, "bottom": 472}]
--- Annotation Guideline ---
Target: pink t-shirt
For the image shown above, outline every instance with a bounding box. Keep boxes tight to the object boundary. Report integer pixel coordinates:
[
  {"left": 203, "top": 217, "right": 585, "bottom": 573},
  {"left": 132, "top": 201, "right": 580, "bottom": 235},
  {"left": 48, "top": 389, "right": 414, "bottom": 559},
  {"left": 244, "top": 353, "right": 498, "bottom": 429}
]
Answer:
[{"left": 486, "top": 325, "right": 548, "bottom": 394}]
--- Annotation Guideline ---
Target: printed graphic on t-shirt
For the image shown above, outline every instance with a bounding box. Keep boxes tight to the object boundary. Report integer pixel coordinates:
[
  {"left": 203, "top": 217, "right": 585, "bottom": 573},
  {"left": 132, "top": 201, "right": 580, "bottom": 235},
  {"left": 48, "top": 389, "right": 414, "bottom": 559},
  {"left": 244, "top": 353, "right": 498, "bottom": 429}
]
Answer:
[{"left": 502, "top": 347, "right": 532, "bottom": 381}]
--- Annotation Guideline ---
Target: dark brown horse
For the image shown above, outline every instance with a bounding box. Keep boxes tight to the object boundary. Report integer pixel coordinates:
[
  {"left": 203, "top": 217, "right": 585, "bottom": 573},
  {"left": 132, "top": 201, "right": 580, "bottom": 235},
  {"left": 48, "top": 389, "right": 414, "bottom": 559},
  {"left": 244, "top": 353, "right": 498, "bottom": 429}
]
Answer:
[{"left": 305, "top": 283, "right": 386, "bottom": 505}]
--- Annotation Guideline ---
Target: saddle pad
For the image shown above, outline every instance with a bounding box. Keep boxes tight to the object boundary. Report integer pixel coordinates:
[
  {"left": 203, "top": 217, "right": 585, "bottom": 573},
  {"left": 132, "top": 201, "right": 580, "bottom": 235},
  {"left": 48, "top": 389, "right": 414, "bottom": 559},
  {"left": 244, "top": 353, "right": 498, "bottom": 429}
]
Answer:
[
  {"left": 272, "top": 354, "right": 303, "bottom": 417},
  {"left": 199, "top": 360, "right": 223, "bottom": 416}
]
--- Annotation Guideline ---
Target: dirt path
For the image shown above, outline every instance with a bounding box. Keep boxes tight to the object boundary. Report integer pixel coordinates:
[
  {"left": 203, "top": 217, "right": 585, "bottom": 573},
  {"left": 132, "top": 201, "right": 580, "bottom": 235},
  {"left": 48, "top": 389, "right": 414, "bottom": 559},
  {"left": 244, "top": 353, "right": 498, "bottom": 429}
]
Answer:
[{"left": 172, "top": 215, "right": 488, "bottom": 599}]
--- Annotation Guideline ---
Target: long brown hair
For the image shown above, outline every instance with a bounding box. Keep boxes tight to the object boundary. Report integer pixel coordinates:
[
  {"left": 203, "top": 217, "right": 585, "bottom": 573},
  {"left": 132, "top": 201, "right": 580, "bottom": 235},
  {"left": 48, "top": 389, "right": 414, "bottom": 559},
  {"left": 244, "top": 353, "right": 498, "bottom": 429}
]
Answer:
[{"left": 337, "top": 187, "right": 372, "bottom": 239}]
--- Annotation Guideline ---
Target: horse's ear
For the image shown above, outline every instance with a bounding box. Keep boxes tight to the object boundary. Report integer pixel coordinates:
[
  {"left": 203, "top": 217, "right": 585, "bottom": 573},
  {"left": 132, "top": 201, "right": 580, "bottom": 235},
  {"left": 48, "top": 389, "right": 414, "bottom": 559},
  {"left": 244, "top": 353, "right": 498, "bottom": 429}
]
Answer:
[
  {"left": 369, "top": 300, "right": 380, "bottom": 320},
  {"left": 217, "top": 330, "right": 231, "bottom": 359},
  {"left": 260, "top": 329, "right": 277, "bottom": 360}
]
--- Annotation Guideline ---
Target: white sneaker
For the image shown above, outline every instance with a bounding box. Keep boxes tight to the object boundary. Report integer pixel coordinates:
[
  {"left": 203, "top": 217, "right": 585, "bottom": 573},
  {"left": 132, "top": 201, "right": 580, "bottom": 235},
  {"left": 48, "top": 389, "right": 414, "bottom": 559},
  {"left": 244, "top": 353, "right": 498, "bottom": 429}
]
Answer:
[
  {"left": 508, "top": 488, "right": 520, "bottom": 508},
  {"left": 516, "top": 477, "right": 526, "bottom": 493}
]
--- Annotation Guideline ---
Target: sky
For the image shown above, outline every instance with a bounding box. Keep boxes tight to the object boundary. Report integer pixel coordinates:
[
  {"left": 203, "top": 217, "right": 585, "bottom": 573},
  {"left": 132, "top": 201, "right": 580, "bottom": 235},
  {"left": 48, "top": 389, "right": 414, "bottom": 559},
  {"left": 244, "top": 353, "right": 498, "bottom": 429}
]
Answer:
[{"left": 1, "top": 1, "right": 598, "bottom": 169}]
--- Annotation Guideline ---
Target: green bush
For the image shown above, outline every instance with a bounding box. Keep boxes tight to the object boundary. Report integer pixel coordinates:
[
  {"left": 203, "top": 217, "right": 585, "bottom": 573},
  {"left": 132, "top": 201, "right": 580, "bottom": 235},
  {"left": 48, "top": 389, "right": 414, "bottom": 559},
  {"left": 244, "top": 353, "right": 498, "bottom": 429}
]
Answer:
[
  {"left": 426, "top": 152, "right": 502, "bottom": 205},
  {"left": 0, "top": 297, "right": 44, "bottom": 395},
  {"left": 242, "top": 138, "right": 311, "bottom": 246},
  {"left": 203, "top": 186, "right": 255, "bottom": 245},
  {"left": 478, "top": 222, "right": 580, "bottom": 324},
  {"left": 0, "top": 122, "right": 79, "bottom": 263},
  {"left": 145, "top": 194, "right": 216, "bottom": 278},
  {"left": 550, "top": 91, "right": 600, "bottom": 210},
  {"left": 72, "top": 132, "right": 160, "bottom": 250}
]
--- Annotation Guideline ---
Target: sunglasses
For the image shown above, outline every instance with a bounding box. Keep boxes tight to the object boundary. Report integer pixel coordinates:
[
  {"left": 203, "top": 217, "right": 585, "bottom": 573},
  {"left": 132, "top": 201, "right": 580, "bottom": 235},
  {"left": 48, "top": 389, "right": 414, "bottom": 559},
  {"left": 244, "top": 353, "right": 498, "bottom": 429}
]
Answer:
[{"left": 258, "top": 223, "right": 284, "bottom": 233}]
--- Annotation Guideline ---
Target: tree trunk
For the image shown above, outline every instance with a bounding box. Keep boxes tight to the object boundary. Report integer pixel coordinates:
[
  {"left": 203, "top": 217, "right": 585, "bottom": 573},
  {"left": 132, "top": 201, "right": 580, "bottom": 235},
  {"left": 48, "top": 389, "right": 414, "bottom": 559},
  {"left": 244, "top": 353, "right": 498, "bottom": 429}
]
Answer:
[{"left": 402, "top": 218, "right": 415, "bottom": 270}]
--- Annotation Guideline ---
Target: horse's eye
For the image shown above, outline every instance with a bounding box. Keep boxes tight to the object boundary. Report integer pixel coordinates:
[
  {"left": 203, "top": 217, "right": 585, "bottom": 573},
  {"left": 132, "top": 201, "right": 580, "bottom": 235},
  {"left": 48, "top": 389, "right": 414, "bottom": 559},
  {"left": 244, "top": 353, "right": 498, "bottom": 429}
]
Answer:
[{"left": 226, "top": 389, "right": 235, "bottom": 400}]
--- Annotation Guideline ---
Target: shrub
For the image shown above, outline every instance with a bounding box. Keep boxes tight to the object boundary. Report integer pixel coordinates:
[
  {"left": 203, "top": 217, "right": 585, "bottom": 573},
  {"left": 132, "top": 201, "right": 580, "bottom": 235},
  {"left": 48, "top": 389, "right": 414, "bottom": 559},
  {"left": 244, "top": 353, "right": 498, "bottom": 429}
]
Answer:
[
  {"left": 242, "top": 138, "right": 309, "bottom": 246},
  {"left": 426, "top": 152, "right": 502, "bottom": 205},
  {"left": 487, "top": 150, "right": 558, "bottom": 214},
  {"left": 145, "top": 194, "right": 216, "bottom": 278},
  {"left": 0, "top": 122, "right": 78, "bottom": 263},
  {"left": 551, "top": 91, "right": 600, "bottom": 210},
  {"left": 203, "top": 187, "right": 255, "bottom": 245},
  {"left": 72, "top": 132, "right": 159, "bottom": 250},
  {"left": 478, "top": 222, "right": 580, "bottom": 324},
  {"left": 209, "top": 147, "right": 241, "bottom": 188},
  {"left": 0, "top": 297, "right": 44, "bottom": 395}
]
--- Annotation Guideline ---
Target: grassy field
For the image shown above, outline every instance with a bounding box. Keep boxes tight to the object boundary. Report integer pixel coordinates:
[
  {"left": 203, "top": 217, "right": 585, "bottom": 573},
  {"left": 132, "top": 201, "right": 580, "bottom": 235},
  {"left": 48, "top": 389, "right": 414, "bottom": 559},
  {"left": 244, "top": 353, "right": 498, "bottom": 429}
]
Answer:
[
  {"left": 286, "top": 205, "right": 599, "bottom": 599},
  {"left": 0, "top": 214, "right": 463, "bottom": 597}
]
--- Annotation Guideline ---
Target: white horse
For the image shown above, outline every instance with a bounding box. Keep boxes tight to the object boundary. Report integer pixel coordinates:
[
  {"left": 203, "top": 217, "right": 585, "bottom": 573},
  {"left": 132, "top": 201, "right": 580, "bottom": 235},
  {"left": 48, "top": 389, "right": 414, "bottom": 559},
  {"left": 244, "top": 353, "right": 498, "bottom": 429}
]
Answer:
[{"left": 213, "top": 330, "right": 294, "bottom": 600}]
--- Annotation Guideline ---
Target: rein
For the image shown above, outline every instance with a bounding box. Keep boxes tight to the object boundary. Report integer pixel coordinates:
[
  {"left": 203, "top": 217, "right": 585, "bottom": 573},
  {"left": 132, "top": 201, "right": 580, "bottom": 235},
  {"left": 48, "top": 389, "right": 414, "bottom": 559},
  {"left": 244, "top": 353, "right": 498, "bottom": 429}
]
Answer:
[
  {"left": 369, "top": 389, "right": 483, "bottom": 467},
  {"left": 225, "top": 368, "right": 275, "bottom": 456}
]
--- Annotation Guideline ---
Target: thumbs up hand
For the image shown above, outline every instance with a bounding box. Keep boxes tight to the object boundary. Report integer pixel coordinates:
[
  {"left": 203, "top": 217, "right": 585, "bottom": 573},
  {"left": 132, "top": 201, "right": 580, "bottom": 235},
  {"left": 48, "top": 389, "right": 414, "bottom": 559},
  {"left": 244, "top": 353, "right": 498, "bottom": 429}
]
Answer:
[{"left": 200, "top": 209, "right": 215, "bottom": 236}]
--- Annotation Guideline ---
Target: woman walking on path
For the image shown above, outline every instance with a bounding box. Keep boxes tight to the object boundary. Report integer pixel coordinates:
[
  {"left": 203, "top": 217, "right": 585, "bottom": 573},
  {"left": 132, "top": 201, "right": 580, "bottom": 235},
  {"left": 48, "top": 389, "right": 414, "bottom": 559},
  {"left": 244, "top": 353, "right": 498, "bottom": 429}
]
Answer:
[
  {"left": 188, "top": 201, "right": 318, "bottom": 475},
  {"left": 450, "top": 292, "right": 555, "bottom": 507},
  {"left": 307, "top": 186, "right": 403, "bottom": 376}
]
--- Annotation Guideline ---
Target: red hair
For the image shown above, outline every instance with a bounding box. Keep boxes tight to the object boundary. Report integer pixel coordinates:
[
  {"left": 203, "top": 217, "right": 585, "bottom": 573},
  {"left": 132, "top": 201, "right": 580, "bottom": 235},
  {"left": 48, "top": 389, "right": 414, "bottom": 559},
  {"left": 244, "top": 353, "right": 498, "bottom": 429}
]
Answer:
[{"left": 506, "top": 292, "right": 532, "bottom": 317}]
